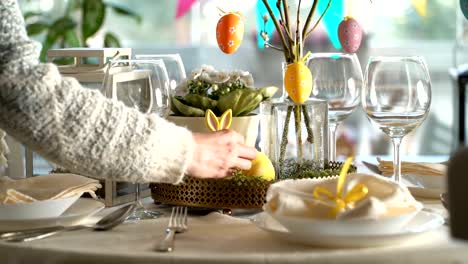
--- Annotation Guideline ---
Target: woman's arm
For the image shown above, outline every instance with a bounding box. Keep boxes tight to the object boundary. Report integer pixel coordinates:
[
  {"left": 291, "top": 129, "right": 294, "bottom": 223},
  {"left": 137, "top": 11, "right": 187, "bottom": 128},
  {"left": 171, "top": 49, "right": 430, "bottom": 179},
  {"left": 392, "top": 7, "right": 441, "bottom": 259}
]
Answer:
[{"left": 0, "top": 0, "right": 194, "bottom": 184}]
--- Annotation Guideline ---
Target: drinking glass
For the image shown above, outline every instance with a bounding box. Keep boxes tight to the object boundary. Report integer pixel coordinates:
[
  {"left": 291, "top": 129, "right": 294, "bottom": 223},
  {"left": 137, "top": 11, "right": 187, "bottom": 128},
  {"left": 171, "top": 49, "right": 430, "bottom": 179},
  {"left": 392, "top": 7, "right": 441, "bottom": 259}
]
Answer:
[
  {"left": 306, "top": 53, "right": 363, "bottom": 161},
  {"left": 103, "top": 59, "right": 170, "bottom": 220},
  {"left": 135, "top": 54, "right": 186, "bottom": 93},
  {"left": 362, "top": 56, "right": 432, "bottom": 183}
]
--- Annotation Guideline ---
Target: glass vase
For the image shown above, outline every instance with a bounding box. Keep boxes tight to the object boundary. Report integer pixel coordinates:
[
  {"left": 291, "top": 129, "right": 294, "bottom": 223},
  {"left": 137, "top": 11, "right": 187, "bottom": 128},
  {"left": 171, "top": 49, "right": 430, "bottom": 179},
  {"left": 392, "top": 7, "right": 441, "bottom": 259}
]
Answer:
[{"left": 260, "top": 99, "right": 329, "bottom": 180}]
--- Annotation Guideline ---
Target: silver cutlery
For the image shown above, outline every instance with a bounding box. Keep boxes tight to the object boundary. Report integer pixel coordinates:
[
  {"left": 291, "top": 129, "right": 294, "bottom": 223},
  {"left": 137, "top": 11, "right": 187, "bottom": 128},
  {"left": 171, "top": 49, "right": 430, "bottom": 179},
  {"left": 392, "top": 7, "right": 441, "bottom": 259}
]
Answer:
[
  {"left": 362, "top": 161, "right": 383, "bottom": 175},
  {"left": 1, "top": 203, "right": 136, "bottom": 242},
  {"left": 157, "top": 206, "right": 188, "bottom": 252}
]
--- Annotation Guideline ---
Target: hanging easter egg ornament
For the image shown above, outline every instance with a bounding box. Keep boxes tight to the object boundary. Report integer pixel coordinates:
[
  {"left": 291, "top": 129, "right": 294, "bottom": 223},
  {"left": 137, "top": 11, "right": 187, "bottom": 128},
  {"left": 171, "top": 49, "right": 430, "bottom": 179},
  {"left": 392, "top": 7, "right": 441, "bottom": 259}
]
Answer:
[
  {"left": 461, "top": 0, "right": 468, "bottom": 20},
  {"left": 284, "top": 52, "right": 313, "bottom": 104},
  {"left": 338, "top": 17, "right": 362, "bottom": 53},
  {"left": 216, "top": 11, "right": 245, "bottom": 54}
]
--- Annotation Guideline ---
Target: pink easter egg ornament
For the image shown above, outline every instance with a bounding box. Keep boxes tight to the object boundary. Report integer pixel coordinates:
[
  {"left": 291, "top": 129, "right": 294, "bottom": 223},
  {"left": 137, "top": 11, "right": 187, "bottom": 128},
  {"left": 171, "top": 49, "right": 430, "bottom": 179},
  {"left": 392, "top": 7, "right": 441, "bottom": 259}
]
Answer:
[{"left": 338, "top": 17, "right": 363, "bottom": 54}]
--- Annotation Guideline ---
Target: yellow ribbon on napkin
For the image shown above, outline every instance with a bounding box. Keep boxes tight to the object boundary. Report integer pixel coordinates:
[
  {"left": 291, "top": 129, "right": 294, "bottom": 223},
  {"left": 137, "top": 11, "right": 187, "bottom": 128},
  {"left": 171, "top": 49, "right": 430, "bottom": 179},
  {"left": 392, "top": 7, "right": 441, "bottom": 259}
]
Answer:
[{"left": 313, "top": 157, "right": 368, "bottom": 218}]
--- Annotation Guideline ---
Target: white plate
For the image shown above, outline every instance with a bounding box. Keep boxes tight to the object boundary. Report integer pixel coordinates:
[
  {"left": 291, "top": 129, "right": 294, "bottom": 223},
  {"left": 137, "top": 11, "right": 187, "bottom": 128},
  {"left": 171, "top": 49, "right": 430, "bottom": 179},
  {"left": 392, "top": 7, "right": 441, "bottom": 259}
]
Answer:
[
  {"left": 252, "top": 211, "right": 444, "bottom": 248},
  {"left": 404, "top": 173, "right": 445, "bottom": 190},
  {"left": 0, "top": 198, "right": 104, "bottom": 231},
  {"left": 0, "top": 195, "right": 81, "bottom": 220},
  {"left": 407, "top": 186, "right": 444, "bottom": 199},
  {"left": 265, "top": 206, "right": 420, "bottom": 236}
]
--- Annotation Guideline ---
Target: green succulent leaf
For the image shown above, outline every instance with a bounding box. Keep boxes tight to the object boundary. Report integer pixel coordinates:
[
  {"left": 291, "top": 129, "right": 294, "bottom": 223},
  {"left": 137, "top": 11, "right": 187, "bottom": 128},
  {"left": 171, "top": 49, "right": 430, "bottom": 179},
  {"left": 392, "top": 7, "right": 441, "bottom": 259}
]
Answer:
[
  {"left": 26, "top": 22, "right": 49, "bottom": 36},
  {"left": 82, "top": 0, "right": 106, "bottom": 43},
  {"left": 184, "top": 94, "right": 217, "bottom": 111},
  {"left": 104, "top": 32, "right": 121, "bottom": 47},
  {"left": 171, "top": 96, "right": 205, "bottom": 117},
  {"left": 218, "top": 89, "right": 263, "bottom": 117},
  {"left": 259, "top": 86, "right": 279, "bottom": 100}
]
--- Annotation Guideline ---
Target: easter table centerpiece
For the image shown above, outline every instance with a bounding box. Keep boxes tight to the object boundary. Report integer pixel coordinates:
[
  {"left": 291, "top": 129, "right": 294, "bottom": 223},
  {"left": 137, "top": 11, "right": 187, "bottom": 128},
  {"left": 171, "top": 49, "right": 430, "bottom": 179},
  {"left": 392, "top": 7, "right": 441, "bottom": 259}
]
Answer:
[
  {"left": 258, "top": 0, "right": 333, "bottom": 180},
  {"left": 151, "top": 65, "right": 280, "bottom": 209},
  {"left": 168, "top": 65, "right": 277, "bottom": 147}
]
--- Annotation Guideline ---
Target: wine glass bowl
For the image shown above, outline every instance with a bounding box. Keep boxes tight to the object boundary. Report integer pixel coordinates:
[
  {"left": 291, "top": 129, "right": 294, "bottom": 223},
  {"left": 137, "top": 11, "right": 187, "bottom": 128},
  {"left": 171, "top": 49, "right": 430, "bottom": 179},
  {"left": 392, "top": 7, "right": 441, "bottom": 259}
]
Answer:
[
  {"left": 362, "top": 56, "right": 432, "bottom": 183},
  {"left": 134, "top": 53, "right": 186, "bottom": 93},
  {"left": 306, "top": 52, "right": 363, "bottom": 161},
  {"left": 102, "top": 59, "right": 170, "bottom": 220}
]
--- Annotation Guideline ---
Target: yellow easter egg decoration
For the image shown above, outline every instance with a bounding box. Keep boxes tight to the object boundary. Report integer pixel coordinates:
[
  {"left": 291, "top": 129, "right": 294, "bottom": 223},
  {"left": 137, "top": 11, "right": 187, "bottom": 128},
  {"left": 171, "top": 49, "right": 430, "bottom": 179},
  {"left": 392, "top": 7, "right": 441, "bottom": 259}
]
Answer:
[
  {"left": 243, "top": 152, "right": 275, "bottom": 181},
  {"left": 216, "top": 12, "right": 244, "bottom": 54},
  {"left": 284, "top": 61, "right": 313, "bottom": 104}
]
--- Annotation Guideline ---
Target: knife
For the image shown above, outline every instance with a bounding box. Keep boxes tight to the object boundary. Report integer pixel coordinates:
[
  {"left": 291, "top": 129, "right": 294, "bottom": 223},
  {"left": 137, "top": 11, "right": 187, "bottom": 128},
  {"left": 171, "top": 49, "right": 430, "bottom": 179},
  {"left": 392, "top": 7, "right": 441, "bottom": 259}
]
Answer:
[{"left": 362, "top": 161, "right": 383, "bottom": 176}]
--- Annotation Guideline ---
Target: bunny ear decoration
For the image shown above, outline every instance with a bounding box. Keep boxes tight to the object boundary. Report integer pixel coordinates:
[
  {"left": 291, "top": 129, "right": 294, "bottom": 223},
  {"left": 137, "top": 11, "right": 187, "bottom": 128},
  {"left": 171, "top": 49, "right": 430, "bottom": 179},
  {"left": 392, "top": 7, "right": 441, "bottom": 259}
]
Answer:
[
  {"left": 205, "top": 109, "right": 219, "bottom": 132},
  {"left": 204, "top": 109, "right": 233, "bottom": 132},
  {"left": 218, "top": 109, "right": 232, "bottom": 130}
]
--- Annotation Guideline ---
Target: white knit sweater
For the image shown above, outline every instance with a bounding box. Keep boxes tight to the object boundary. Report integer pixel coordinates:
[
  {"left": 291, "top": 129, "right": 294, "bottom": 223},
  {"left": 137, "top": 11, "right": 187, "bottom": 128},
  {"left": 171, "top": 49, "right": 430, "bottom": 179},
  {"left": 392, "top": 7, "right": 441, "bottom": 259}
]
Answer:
[{"left": 0, "top": 0, "right": 194, "bottom": 184}]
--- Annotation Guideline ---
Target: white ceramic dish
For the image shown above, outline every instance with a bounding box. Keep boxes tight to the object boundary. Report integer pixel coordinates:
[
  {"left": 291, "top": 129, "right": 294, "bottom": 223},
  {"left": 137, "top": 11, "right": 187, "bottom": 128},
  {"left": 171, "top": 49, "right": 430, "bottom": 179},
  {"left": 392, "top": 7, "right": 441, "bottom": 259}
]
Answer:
[
  {"left": 265, "top": 206, "right": 420, "bottom": 236},
  {"left": 402, "top": 176, "right": 445, "bottom": 199},
  {"left": 0, "top": 198, "right": 104, "bottom": 231},
  {"left": 404, "top": 173, "right": 446, "bottom": 190},
  {"left": 407, "top": 186, "right": 444, "bottom": 199},
  {"left": 0, "top": 195, "right": 81, "bottom": 220},
  {"left": 252, "top": 210, "right": 444, "bottom": 248}
]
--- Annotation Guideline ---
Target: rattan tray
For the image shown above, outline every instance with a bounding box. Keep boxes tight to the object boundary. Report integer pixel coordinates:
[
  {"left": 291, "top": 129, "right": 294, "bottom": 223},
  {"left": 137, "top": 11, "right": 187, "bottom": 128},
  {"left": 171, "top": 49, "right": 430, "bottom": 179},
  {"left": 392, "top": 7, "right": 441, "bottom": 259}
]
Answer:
[{"left": 150, "top": 161, "right": 356, "bottom": 209}]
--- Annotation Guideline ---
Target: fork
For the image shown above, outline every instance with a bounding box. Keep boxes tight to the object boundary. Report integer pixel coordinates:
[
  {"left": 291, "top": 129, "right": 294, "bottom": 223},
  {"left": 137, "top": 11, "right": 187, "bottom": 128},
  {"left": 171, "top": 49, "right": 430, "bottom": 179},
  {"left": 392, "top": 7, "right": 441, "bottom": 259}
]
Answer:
[{"left": 157, "top": 206, "right": 188, "bottom": 252}]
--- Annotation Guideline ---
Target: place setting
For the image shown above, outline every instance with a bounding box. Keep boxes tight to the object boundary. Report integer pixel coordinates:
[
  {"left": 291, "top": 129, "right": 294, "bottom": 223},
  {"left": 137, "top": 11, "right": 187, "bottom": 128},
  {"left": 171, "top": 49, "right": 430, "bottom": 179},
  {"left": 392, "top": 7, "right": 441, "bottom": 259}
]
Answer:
[
  {"left": 0, "top": 174, "right": 105, "bottom": 233},
  {"left": 250, "top": 158, "right": 445, "bottom": 248}
]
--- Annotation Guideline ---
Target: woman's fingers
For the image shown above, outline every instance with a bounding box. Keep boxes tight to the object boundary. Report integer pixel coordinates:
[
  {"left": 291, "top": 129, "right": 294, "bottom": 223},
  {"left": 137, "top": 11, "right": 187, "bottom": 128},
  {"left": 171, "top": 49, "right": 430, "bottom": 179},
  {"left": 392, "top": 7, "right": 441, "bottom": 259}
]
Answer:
[
  {"left": 230, "top": 157, "right": 253, "bottom": 171},
  {"left": 188, "top": 130, "right": 259, "bottom": 179},
  {"left": 236, "top": 144, "right": 258, "bottom": 160}
]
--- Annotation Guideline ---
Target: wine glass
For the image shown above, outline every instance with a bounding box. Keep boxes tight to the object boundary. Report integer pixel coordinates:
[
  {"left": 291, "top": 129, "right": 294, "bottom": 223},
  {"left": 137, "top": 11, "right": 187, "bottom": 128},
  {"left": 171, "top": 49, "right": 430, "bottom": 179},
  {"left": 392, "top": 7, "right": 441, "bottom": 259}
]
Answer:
[
  {"left": 134, "top": 53, "right": 186, "bottom": 94},
  {"left": 306, "top": 53, "right": 363, "bottom": 161},
  {"left": 362, "top": 56, "right": 432, "bottom": 183},
  {"left": 103, "top": 59, "right": 170, "bottom": 220}
]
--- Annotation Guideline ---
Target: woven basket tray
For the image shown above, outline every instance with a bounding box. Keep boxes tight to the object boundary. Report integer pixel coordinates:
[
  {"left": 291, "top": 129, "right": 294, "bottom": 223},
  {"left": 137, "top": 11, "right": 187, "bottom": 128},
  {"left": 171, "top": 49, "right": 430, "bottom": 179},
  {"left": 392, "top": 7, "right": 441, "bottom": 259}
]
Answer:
[{"left": 150, "top": 161, "right": 356, "bottom": 209}]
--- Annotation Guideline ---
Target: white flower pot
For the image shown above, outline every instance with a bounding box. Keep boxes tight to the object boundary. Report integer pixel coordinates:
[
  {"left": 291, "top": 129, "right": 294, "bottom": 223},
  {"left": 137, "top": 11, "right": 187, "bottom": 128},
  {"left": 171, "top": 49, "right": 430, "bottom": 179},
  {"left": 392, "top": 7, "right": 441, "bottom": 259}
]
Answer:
[{"left": 167, "top": 115, "right": 259, "bottom": 147}]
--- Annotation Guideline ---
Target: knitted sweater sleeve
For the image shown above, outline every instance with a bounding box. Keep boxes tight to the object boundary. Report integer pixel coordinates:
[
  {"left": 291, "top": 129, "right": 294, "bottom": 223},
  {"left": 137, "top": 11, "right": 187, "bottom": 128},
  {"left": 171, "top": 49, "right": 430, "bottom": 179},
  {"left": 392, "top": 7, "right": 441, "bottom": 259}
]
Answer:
[{"left": 0, "top": 0, "right": 194, "bottom": 184}]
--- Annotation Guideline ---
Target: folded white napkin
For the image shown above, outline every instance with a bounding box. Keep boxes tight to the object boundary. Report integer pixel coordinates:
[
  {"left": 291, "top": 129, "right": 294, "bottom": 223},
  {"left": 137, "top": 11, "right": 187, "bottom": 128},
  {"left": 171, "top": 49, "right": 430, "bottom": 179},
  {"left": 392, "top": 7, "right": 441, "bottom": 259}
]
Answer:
[
  {"left": 0, "top": 174, "right": 101, "bottom": 204},
  {"left": 377, "top": 158, "right": 446, "bottom": 177},
  {"left": 265, "top": 173, "right": 422, "bottom": 220}
]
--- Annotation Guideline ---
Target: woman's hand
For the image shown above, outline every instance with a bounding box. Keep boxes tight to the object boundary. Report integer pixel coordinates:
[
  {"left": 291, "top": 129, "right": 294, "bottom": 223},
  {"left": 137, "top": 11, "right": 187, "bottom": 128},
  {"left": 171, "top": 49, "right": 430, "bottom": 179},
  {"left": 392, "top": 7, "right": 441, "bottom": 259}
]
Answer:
[{"left": 187, "top": 130, "right": 258, "bottom": 179}]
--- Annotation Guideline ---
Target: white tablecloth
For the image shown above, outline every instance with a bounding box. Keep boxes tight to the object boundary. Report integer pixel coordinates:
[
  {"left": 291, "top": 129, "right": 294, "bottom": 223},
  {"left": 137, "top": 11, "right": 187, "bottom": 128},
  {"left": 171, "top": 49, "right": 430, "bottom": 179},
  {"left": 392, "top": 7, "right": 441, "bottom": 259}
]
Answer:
[{"left": 1, "top": 200, "right": 467, "bottom": 264}]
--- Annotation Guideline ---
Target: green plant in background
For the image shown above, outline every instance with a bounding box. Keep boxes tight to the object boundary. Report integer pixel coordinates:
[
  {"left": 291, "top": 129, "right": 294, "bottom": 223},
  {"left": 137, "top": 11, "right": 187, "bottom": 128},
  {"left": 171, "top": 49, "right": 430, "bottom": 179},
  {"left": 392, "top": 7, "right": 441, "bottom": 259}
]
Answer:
[
  {"left": 23, "top": 0, "right": 141, "bottom": 62},
  {"left": 171, "top": 66, "right": 278, "bottom": 117}
]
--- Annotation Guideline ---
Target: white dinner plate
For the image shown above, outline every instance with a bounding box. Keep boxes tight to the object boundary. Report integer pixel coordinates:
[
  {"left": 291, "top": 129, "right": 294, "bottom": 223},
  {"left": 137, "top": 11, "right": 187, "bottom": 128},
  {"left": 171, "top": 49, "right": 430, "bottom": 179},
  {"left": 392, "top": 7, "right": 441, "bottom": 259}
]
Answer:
[
  {"left": 252, "top": 211, "right": 444, "bottom": 248},
  {"left": 407, "top": 186, "right": 444, "bottom": 199},
  {"left": 0, "top": 195, "right": 81, "bottom": 220},
  {"left": 0, "top": 198, "right": 104, "bottom": 232},
  {"left": 402, "top": 176, "right": 445, "bottom": 199}
]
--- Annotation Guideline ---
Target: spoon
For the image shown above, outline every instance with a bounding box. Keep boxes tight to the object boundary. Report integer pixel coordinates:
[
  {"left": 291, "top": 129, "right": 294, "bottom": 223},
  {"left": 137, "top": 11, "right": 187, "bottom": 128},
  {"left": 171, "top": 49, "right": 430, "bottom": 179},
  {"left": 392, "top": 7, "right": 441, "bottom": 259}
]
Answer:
[{"left": 1, "top": 203, "right": 136, "bottom": 242}]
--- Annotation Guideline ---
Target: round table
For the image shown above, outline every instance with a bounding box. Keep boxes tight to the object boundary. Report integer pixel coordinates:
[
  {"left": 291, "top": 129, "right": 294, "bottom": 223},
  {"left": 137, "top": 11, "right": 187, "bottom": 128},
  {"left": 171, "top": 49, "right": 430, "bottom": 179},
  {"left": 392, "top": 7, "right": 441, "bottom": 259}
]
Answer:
[{"left": 1, "top": 200, "right": 468, "bottom": 264}]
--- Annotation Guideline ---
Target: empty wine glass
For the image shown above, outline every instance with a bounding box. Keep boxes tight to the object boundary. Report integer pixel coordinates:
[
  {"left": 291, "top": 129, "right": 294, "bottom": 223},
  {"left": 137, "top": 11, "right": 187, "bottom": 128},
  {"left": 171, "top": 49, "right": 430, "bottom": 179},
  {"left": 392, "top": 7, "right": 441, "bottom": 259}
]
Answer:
[
  {"left": 306, "top": 53, "right": 363, "bottom": 161},
  {"left": 135, "top": 53, "right": 186, "bottom": 93},
  {"left": 103, "top": 59, "right": 170, "bottom": 220},
  {"left": 362, "top": 56, "right": 432, "bottom": 183}
]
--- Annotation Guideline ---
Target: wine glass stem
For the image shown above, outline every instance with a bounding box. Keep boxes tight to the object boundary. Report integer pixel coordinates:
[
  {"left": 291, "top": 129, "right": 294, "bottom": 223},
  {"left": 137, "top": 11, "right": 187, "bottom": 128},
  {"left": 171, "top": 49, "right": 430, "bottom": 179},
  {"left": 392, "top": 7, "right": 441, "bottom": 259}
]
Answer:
[
  {"left": 135, "top": 184, "right": 144, "bottom": 209},
  {"left": 329, "top": 122, "right": 338, "bottom": 161},
  {"left": 392, "top": 137, "right": 403, "bottom": 183}
]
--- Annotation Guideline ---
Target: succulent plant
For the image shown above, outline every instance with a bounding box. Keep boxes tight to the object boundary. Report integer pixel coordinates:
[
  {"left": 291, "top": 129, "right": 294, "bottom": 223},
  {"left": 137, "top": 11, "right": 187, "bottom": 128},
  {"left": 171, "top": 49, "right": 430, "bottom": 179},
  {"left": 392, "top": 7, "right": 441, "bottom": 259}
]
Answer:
[{"left": 171, "top": 65, "right": 278, "bottom": 117}]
